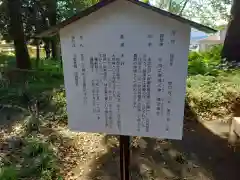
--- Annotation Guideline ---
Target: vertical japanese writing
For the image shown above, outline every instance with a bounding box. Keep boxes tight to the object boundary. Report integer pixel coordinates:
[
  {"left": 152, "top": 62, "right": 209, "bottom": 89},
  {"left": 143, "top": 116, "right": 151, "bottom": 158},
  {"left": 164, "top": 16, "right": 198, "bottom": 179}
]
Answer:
[
  {"left": 71, "top": 36, "right": 76, "bottom": 47},
  {"left": 142, "top": 54, "right": 148, "bottom": 132},
  {"left": 92, "top": 80, "right": 101, "bottom": 120},
  {"left": 96, "top": 80, "right": 100, "bottom": 120},
  {"left": 171, "top": 30, "right": 176, "bottom": 36},
  {"left": 98, "top": 53, "right": 123, "bottom": 131},
  {"left": 159, "top": 34, "right": 164, "bottom": 46},
  {"left": 73, "top": 53, "right": 78, "bottom": 86},
  {"left": 170, "top": 53, "right": 174, "bottom": 67},
  {"left": 104, "top": 82, "right": 108, "bottom": 127},
  {"left": 112, "top": 55, "right": 116, "bottom": 99},
  {"left": 80, "top": 54, "right": 87, "bottom": 104},
  {"left": 116, "top": 57, "right": 121, "bottom": 131},
  {"left": 120, "top": 34, "right": 124, "bottom": 47},
  {"left": 107, "top": 56, "right": 113, "bottom": 128},
  {"left": 170, "top": 30, "right": 176, "bottom": 67},
  {"left": 166, "top": 81, "right": 173, "bottom": 132},
  {"left": 167, "top": 81, "right": 173, "bottom": 105},
  {"left": 103, "top": 54, "right": 107, "bottom": 81},
  {"left": 137, "top": 55, "right": 142, "bottom": 132},
  {"left": 79, "top": 35, "right": 84, "bottom": 47},
  {"left": 95, "top": 57, "right": 99, "bottom": 72},
  {"left": 99, "top": 53, "right": 103, "bottom": 73},
  {"left": 133, "top": 54, "right": 138, "bottom": 108},
  {"left": 74, "top": 72, "right": 78, "bottom": 87},
  {"left": 90, "top": 57, "right": 94, "bottom": 72},
  {"left": 146, "top": 57, "right": 152, "bottom": 132},
  {"left": 71, "top": 35, "right": 78, "bottom": 87},
  {"left": 170, "top": 30, "right": 176, "bottom": 44},
  {"left": 73, "top": 54, "right": 77, "bottom": 68},
  {"left": 147, "top": 34, "right": 153, "bottom": 47},
  {"left": 92, "top": 80, "right": 96, "bottom": 112},
  {"left": 133, "top": 54, "right": 152, "bottom": 132},
  {"left": 156, "top": 58, "right": 164, "bottom": 116}
]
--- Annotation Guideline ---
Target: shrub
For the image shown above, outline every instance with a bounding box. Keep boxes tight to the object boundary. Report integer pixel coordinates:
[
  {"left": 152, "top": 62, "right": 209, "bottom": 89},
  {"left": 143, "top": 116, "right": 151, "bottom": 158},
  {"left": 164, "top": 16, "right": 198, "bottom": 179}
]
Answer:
[
  {"left": 188, "top": 45, "right": 222, "bottom": 76},
  {"left": 0, "top": 166, "right": 17, "bottom": 180},
  {"left": 20, "top": 136, "right": 59, "bottom": 179},
  {"left": 52, "top": 89, "right": 68, "bottom": 121},
  {"left": 186, "top": 70, "right": 240, "bottom": 117}
]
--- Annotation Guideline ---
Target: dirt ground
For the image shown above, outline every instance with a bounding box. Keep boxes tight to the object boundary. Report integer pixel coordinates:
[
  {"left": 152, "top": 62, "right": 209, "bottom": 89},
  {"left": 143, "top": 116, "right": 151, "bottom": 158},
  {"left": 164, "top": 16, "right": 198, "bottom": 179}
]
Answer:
[{"left": 1, "top": 105, "right": 240, "bottom": 180}]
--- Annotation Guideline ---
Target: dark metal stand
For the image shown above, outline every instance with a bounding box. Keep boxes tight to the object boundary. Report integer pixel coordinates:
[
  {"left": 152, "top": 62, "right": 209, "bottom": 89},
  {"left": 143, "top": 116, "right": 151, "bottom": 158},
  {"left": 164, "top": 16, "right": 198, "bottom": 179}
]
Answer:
[{"left": 120, "top": 135, "right": 130, "bottom": 180}]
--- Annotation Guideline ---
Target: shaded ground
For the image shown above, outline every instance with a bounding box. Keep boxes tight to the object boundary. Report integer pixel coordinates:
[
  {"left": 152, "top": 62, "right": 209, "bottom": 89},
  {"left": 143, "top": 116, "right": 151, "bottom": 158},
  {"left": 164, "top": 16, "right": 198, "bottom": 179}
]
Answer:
[
  {"left": 1, "top": 100, "right": 240, "bottom": 180},
  {"left": 1, "top": 58, "right": 240, "bottom": 179},
  {"left": 85, "top": 104, "right": 240, "bottom": 180}
]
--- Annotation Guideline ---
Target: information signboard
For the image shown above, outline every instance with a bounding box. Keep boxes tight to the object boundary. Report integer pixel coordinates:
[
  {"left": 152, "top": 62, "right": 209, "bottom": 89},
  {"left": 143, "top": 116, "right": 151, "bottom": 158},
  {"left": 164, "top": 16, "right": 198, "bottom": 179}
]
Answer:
[{"left": 60, "top": 1, "right": 190, "bottom": 139}]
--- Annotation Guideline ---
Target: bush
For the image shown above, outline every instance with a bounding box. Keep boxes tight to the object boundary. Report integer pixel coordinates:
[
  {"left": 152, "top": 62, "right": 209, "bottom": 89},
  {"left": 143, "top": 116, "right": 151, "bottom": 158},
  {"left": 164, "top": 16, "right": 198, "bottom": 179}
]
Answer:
[
  {"left": 19, "top": 136, "right": 59, "bottom": 179},
  {"left": 188, "top": 45, "right": 222, "bottom": 76},
  {"left": 0, "top": 53, "right": 16, "bottom": 69},
  {"left": 52, "top": 89, "right": 68, "bottom": 121},
  {"left": 0, "top": 166, "right": 17, "bottom": 180},
  {"left": 186, "top": 70, "right": 240, "bottom": 117}
]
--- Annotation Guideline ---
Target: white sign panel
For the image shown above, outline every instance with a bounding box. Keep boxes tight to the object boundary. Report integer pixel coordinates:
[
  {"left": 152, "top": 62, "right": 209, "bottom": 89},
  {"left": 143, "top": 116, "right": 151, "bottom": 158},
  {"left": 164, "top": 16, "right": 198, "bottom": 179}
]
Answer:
[{"left": 60, "top": 0, "right": 190, "bottom": 139}]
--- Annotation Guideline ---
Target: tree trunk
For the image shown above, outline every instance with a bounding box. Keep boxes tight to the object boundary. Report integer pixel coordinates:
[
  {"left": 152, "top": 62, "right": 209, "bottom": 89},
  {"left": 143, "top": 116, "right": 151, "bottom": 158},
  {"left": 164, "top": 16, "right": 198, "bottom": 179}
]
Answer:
[
  {"left": 43, "top": 39, "right": 51, "bottom": 59},
  {"left": 48, "top": 0, "right": 57, "bottom": 59},
  {"left": 51, "top": 37, "right": 57, "bottom": 59},
  {"left": 8, "top": 0, "right": 31, "bottom": 69},
  {"left": 222, "top": 0, "right": 240, "bottom": 64}
]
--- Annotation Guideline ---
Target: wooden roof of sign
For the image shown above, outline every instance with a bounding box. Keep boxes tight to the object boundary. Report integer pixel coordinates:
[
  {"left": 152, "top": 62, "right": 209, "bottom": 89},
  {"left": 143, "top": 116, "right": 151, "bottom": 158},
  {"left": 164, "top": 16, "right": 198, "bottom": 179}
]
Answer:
[{"left": 35, "top": 0, "right": 217, "bottom": 38}]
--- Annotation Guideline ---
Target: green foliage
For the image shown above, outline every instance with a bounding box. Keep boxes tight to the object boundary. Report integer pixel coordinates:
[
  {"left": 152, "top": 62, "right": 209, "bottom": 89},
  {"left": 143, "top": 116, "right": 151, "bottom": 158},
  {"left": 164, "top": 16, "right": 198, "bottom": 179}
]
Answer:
[
  {"left": 18, "top": 136, "right": 59, "bottom": 179},
  {"left": 188, "top": 45, "right": 222, "bottom": 76},
  {"left": 0, "top": 56, "right": 64, "bottom": 116},
  {"left": 187, "top": 45, "right": 240, "bottom": 118},
  {"left": 0, "top": 136, "right": 59, "bottom": 180},
  {"left": 0, "top": 166, "right": 18, "bottom": 180},
  {"left": 187, "top": 70, "right": 240, "bottom": 115},
  {"left": 52, "top": 89, "right": 68, "bottom": 121},
  {"left": 183, "top": 0, "right": 230, "bottom": 27},
  {"left": 0, "top": 53, "right": 16, "bottom": 68},
  {"left": 0, "top": 55, "right": 63, "bottom": 179}
]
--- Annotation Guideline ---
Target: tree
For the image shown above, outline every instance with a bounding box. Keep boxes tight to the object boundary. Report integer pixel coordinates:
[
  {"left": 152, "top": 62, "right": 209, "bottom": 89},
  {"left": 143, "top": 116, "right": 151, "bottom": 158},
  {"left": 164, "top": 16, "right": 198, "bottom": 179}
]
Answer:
[
  {"left": 222, "top": 0, "right": 240, "bottom": 63},
  {"left": 149, "top": 0, "right": 188, "bottom": 14},
  {"left": 7, "top": 0, "right": 31, "bottom": 69},
  {"left": 45, "top": 0, "right": 58, "bottom": 58}
]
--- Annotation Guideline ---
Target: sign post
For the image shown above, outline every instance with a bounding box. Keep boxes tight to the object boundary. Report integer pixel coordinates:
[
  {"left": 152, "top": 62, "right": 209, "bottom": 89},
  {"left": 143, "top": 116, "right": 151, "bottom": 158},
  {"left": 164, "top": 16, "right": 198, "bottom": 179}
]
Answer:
[
  {"left": 35, "top": 0, "right": 216, "bottom": 179},
  {"left": 120, "top": 135, "right": 130, "bottom": 180},
  {"left": 54, "top": 0, "right": 208, "bottom": 178}
]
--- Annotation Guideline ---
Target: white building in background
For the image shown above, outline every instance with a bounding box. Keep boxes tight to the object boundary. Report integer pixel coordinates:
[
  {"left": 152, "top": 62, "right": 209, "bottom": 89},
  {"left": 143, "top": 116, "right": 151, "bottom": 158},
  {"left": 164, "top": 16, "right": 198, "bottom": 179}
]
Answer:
[
  {"left": 197, "top": 26, "right": 227, "bottom": 52},
  {"left": 189, "top": 29, "right": 208, "bottom": 51}
]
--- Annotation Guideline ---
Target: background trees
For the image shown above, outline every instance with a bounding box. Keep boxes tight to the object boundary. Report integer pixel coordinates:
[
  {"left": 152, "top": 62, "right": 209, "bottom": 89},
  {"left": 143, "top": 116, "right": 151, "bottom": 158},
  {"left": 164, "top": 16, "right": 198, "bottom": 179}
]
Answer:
[
  {"left": 0, "top": 0, "right": 237, "bottom": 68},
  {"left": 0, "top": 0, "right": 94, "bottom": 69},
  {"left": 7, "top": 0, "right": 31, "bottom": 69}
]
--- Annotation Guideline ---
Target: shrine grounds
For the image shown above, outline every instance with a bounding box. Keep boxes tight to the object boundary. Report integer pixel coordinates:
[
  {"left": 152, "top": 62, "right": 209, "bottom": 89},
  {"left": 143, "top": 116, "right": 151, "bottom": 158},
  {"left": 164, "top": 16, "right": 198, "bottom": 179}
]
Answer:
[{"left": 1, "top": 48, "right": 240, "bottom": 180}]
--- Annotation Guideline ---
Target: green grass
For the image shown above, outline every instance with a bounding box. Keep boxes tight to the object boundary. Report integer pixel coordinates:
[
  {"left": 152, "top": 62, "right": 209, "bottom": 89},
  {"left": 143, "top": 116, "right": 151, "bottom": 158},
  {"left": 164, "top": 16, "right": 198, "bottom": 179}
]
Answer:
[
  {"left": 0, "top": 53, "right": 64, "bottom": 105},
  {"left": 187, "top": 45, "right": 240, "bottom": 119},
  {"left": 0, "top": 136, "right": 60, "bottom": 180},
  {"left": 0, "top": 166, "right": 18, "bottom": 180},
  {"left": 0, "top": 53, "right": 64, "bottom": 180},
  {"left": 187, "top": 69, "right": 240, "bottom": 118}
]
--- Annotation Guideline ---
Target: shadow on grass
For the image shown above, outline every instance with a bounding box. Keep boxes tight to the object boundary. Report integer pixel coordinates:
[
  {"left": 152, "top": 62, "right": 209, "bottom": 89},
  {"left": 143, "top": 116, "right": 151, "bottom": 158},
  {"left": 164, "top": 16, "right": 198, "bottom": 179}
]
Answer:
[
  {"left": 0, "top": 109, "right": 86, "bottom": 180},
  {"left": 0, "top": 76, "right": 77, "bottom": 179},
  {"left": 87, "top": 102, "right": 240, "bottom": 180}
]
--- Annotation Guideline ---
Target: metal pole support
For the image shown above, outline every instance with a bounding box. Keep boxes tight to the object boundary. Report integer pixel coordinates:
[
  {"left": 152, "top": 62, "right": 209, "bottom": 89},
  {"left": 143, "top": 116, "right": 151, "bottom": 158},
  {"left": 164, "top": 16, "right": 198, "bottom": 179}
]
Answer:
[{"left": 120, "top": 135, "right": 130, "bottom": 180}]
